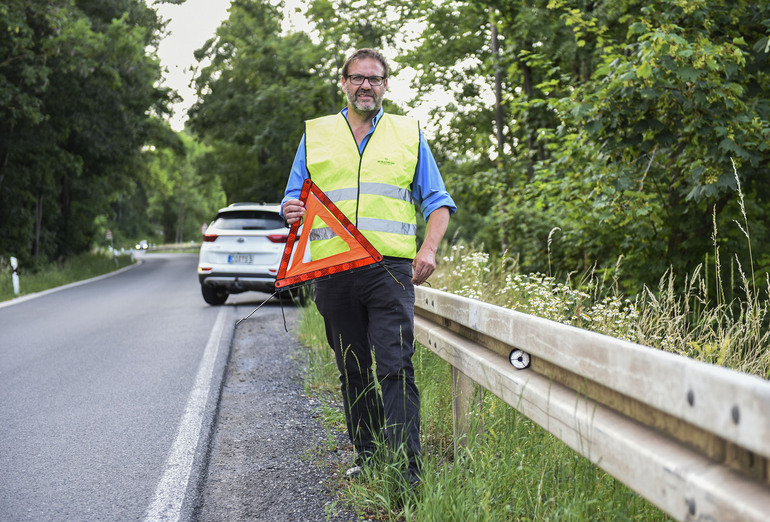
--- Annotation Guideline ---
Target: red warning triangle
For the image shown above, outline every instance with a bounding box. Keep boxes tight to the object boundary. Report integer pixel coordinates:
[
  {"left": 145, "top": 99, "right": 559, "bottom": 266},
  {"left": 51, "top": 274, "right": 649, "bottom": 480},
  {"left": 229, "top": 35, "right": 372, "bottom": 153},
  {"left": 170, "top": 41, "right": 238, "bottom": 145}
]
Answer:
[{"left": 274, "top": 179, "right": 382, "bottom": 289}]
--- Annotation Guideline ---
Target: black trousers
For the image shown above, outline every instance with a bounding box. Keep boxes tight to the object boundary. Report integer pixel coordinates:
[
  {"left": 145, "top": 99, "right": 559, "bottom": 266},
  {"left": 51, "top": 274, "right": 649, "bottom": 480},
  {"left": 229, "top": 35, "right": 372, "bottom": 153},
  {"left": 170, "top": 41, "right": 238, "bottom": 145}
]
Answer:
[{"left": 313, "top": 258, "right": 421, "bottom": 477}]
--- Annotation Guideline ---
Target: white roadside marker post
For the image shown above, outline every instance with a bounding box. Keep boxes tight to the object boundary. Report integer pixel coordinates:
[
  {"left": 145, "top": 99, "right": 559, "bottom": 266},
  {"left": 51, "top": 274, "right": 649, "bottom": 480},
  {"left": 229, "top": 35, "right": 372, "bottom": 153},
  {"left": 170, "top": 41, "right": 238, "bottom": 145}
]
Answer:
[{"left": 10, "top": 256, "right": 19, "bottom": 295}]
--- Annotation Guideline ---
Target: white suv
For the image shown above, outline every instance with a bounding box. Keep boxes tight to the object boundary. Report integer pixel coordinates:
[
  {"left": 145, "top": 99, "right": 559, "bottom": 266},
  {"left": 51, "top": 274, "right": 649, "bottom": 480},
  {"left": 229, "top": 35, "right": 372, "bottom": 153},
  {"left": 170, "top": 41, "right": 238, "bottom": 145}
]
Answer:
[{"left": 197, "top": 203, "right": 288, "bottom": 305}]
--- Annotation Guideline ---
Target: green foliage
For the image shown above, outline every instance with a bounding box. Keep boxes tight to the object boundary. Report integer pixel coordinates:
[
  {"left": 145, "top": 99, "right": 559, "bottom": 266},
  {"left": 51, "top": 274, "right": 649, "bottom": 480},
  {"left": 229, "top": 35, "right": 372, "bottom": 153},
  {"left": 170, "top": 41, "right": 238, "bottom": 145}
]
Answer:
[
  {"left": 414, "top": 393, "right": 667, "bottom": 521},
  {"left": 188, "top": 0, "right": 338, "bottom": 203},
  {"left": 297, "top": 300, "right": 340, "bottom": 396},
  {"left": 306, "top": 0, "right": 406, "bottom": 57},
  {"left": 5, "top": 0, "right": 770, "bottom": 298},
  {"left": 144, "top": 131, "right": 226, "bottom": 243},
  {"left": 548, "top": 0, "right": 770, "bottom": 287},
  {"left": 0, "top": 0, "right": 223, "bottom": 260},
  {"left": 390, "top": 0, "right": 770, "bottom": 294},
  {"left": 0, "top": 0, "right": 172, "bottom": 263}
]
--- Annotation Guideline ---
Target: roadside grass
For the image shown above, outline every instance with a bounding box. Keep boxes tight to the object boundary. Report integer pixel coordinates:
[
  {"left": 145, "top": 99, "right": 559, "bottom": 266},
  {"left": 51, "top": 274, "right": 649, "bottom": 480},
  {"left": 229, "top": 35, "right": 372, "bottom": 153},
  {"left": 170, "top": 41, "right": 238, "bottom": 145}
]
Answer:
[
  {"left": 296, "top": 300, "right": 668, "bottom": 520},
  {"left": 296, "top": 303, "right": 346, "bottom": 432},
  {"left": 151, "top": 242, "right": 201, "bottom": 253},
  {"left": 0, "top": 251, "right": 136, "bottom": 302}
]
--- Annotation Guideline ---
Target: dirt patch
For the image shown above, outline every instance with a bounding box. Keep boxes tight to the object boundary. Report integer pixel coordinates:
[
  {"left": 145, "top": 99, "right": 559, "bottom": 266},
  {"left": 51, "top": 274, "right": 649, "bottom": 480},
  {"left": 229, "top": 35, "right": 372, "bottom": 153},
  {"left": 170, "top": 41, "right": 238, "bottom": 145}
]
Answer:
[{"left": 194, "top": 304, "right": 358, "bottom": 521}]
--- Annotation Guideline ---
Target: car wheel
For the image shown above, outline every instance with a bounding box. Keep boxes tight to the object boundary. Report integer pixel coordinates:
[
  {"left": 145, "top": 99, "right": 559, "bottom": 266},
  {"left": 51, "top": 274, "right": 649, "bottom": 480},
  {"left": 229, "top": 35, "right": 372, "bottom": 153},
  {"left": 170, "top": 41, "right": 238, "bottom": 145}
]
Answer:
[{"left": 201, "top": 284, "right": 229, "bottom": 305}]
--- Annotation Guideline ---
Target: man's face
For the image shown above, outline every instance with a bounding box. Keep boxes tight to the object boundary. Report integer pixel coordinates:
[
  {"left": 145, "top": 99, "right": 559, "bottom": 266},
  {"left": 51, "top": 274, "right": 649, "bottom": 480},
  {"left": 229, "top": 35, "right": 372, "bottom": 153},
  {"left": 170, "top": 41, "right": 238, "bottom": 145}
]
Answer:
[{"left": 342, "top": 57, "right": 388, "bottom": 115}]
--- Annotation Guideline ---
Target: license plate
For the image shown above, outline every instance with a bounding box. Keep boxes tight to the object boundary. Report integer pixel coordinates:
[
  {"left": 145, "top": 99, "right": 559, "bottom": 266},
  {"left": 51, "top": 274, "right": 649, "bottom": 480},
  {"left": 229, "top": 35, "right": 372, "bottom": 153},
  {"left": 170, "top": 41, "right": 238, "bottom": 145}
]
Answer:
[{"left": 228, "top": 254, "right": 253, "bottom": 264}]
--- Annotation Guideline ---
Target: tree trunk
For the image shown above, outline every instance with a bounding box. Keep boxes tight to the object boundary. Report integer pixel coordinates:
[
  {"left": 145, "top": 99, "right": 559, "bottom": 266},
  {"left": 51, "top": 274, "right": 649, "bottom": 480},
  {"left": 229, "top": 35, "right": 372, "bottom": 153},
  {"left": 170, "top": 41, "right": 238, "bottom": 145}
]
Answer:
[
  {"left": 490, "top": 11, "right": 505, "bottom": 166},
  {"left": 519, "top": 46, "right": 535, "bottom": 180},
  {"left": 0, "top": 124, "right": 12, "bottom": 193},
  {"left": 0, "top": 148, "right": 9, "bottom": 193},
  {"left": 34, "top": 193, "right": 43, "bottom": 258}
]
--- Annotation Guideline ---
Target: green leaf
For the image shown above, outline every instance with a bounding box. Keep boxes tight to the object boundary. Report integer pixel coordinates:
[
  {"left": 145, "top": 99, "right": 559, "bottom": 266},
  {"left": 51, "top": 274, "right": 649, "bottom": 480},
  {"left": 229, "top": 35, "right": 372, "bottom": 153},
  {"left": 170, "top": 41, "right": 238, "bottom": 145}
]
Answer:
[
  {"left": 570, "top": 103, "right": 592, "bottom": 119},
  {"left": 627, "top": 22, "right": 647, "bottom": 37},
  {"left": 727, "top": 82, "right": 744, "bottom": 96},
  {"left": 636, "top": 62, "right": 652, "bottom": 79},
  {"left": 676, "top": 67, "right": 700, "bottom": 82}
]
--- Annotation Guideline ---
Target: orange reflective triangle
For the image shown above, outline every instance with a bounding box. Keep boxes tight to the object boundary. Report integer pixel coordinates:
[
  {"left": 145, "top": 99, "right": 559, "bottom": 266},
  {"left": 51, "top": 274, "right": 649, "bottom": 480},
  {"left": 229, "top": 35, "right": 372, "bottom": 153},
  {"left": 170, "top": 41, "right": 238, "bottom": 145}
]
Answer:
[{"left": 274, "top": 179, "right": 382, "bottom": 289}]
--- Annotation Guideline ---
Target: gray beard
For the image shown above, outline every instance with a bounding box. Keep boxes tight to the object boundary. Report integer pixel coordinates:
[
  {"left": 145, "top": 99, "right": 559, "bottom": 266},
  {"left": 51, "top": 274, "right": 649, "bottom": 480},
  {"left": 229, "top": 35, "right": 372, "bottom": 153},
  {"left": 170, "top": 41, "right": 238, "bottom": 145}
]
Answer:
[
  {"left": 351, "top": 102, "right": 379, "bottom": 116},
  {"left": 346, "top": 89, "right": 382, "bottom": 116}
]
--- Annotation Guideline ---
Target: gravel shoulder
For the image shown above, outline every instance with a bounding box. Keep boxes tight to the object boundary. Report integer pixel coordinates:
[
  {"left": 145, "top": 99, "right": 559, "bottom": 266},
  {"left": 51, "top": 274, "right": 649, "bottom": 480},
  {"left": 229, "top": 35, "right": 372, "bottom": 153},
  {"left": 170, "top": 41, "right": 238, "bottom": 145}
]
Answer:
[{"left": 194, "top": 300, "right": 359, "bottom": 521}]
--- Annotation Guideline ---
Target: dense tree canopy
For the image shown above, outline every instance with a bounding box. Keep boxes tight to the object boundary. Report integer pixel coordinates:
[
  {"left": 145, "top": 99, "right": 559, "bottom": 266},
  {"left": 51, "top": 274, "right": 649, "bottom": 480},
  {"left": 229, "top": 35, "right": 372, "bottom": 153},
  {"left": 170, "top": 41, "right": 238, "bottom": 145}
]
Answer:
[
  {"left": 3, "top": 0, "right": 768, "bottom": 295},
  {"left": 390, "top": 0, "right": 770, "bottom": 293},
  {"left": 187, "top": 0, "right": 335, "bottom": 204},
  {"left": 0, "top": 0, "right": 220, "bottom": 266},
  {"left": 187, "top": 0, "right": 414, "bottom": 205},
  {"left": 1, "top": 0, "right": 168, "bottom": 264}
]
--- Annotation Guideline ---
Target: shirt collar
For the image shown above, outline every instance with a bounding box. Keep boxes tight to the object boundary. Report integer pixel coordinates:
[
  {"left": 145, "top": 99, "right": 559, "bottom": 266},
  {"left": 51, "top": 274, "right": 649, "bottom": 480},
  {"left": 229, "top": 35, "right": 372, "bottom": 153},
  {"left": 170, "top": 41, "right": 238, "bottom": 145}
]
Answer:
[{"left": 341, "top": 106, "right": 385, "bottom": 127}]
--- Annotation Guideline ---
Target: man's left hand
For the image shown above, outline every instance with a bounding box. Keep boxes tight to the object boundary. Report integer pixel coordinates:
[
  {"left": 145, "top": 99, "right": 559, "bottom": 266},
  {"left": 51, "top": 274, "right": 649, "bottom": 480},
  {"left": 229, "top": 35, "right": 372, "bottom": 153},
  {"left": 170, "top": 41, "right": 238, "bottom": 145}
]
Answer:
[
  {"left": 411, "top": 207, "right": 450, "bottom": 286},
  {"left": 412, "top": 248, "right": 436, "bottom": 286}
]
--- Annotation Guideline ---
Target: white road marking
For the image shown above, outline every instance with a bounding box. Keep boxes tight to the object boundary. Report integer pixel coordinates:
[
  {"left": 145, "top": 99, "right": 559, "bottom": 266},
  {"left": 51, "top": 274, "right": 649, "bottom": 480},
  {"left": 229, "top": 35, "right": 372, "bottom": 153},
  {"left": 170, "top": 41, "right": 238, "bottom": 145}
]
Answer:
[{"left": 144, "top": 306, "right": 227, "bottom": 522}]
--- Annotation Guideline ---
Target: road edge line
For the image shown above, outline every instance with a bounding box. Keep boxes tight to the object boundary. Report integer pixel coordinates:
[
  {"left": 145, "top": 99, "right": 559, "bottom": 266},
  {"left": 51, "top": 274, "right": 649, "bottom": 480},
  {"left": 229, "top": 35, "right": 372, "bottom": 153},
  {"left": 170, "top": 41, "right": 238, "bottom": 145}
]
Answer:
[
  {"left": 143, "top": 306, "right": 231, "bottom": 522},
  {"left": 0, "top": 258, "right": 143, "bottom": 310}
]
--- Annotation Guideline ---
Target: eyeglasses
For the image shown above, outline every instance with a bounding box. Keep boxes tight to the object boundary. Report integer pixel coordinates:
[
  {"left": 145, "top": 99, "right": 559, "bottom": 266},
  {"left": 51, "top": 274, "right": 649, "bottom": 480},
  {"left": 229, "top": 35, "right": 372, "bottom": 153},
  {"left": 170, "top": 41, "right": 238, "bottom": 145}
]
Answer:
[{"left": 346, "top": 74, "right": 386, "bottom": 86}]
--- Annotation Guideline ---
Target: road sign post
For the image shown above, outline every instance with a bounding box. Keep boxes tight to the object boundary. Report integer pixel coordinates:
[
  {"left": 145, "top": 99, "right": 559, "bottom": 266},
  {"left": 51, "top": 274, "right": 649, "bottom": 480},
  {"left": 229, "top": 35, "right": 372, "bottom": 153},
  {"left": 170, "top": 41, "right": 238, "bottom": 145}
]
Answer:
[{"left": 105, "top": 229, "right": 117, "bottom": 267}]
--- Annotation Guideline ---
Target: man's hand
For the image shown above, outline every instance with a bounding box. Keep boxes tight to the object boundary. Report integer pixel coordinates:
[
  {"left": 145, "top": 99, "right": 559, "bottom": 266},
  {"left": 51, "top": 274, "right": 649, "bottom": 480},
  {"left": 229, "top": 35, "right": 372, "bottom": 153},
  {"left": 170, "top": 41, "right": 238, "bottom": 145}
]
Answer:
[
  {"left": 282, "top": 199, "right": 305, "bottom": 225},
  {"left": 412, "top": 206, "right": 450, "bottom": 286},
  {"left": 412, "top": 247, "right": 437, "bottom": 286}
]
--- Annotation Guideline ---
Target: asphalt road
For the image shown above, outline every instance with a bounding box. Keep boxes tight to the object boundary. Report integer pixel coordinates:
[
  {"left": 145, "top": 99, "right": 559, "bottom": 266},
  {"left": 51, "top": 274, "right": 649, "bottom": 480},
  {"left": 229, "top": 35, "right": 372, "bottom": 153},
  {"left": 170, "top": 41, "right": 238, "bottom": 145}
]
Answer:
[{"left": 0, "top": 253, "right": 233, "bottom": 521}]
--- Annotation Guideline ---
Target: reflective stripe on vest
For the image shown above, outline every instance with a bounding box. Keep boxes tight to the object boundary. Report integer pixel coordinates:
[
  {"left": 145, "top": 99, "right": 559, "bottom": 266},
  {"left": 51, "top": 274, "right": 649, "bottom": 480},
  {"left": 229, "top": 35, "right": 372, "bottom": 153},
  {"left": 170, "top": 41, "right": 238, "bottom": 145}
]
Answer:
[
  {"left": 305, "top": 112, "right": 419, "bottom": 259},
  {"left": 326, "top": 183, "right": 414, "bottom": 206},
  {"left": 310, "top": 218, "right": 418, "bottom": 241}
]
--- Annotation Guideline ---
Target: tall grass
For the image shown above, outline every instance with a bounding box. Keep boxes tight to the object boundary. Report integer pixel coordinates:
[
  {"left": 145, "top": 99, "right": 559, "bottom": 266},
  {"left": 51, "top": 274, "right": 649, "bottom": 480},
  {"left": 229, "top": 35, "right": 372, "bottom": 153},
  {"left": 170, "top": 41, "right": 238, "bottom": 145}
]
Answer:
[
  {"left": 299, "top": 298, "right": 671, "bottom": 520},
  {"left": 0, "top": 250, "right": 135, "bottom": 302},
  {"left": 297, "top": 300, "right": 668, "bottom": 520},
  {"left": 411, "top": 341, "right": 662, "bottom": 521}
]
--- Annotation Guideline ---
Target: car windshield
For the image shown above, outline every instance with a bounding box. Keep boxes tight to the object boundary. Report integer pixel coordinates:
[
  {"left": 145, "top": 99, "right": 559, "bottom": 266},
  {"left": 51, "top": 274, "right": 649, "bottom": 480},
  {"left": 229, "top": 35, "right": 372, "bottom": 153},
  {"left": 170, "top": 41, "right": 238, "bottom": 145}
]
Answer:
[{"left": 213, "top": 210, "right": 285, "bottom": 231}]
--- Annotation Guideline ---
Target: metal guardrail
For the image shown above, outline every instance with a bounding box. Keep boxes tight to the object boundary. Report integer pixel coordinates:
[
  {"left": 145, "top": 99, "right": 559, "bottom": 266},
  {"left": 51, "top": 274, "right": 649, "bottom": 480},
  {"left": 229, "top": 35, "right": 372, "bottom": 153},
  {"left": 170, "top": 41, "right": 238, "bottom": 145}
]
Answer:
[{"left": 413, "top": 286, "right": 770, "bottom": 521}]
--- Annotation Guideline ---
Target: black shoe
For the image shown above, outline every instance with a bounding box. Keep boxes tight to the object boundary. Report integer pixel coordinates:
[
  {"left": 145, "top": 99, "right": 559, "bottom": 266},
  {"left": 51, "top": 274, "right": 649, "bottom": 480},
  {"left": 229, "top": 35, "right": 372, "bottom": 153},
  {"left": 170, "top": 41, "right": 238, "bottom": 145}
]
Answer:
[{"left": 398, "top": 471, "right": 421, "bottom": 498}]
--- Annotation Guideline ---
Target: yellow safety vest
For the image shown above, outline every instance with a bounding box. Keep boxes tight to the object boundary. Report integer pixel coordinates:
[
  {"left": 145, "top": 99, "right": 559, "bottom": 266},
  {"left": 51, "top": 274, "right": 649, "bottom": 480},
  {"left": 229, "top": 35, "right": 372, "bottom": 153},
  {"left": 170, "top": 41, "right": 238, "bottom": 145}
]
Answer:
[{"left": 305, "top": 112, "right": 419, "bottom": 260}]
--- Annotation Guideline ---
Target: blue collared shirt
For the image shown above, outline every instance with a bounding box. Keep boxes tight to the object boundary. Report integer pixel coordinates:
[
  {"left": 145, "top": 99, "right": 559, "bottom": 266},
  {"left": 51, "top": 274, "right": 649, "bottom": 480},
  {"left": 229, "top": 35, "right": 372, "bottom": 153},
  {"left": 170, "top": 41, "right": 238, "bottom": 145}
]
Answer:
[{"left": 281, "top": 107, "right": 456, "bottom": 221}]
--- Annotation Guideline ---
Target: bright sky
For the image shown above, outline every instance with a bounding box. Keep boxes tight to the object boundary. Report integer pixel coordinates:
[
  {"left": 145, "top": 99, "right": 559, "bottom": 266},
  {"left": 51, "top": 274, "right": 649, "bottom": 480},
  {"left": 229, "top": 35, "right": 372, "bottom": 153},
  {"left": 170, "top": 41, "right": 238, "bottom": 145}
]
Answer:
[{"left": 155, "top": 0, "right": 233, "bottom": 131}]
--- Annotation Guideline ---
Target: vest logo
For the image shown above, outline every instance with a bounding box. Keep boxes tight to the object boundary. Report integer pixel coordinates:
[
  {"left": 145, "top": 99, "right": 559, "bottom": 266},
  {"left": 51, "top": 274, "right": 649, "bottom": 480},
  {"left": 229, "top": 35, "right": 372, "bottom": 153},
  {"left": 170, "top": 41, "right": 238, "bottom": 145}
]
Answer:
[{"left": 377, "top": 158, "right": 395, "bottom": 166}]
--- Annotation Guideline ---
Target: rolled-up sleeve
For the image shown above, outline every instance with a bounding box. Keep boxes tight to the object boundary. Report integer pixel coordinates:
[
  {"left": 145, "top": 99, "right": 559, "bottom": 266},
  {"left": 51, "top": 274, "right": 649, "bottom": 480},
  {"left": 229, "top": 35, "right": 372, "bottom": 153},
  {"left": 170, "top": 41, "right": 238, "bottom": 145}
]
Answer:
[
  {"left": 412, "top": 132, "right": 457, "bottom": 221},
  {"left": 280, "top": 134, "right": 309, "bottom": 217}
]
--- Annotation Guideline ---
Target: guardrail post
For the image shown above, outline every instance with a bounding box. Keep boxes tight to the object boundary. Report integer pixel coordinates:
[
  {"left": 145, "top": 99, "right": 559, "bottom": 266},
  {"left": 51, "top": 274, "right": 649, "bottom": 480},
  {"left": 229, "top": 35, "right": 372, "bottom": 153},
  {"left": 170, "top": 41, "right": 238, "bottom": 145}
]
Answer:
[{"left": 451, "top": 366, "right": 483, "bottom": 453}]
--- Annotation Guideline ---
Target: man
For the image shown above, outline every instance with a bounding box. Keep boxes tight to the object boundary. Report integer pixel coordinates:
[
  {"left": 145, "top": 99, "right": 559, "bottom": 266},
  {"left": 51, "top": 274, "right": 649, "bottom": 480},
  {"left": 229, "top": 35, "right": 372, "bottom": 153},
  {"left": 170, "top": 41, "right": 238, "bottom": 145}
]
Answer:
[{"left": 281, "top": 48, "right": 455, "bottom": 486}]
